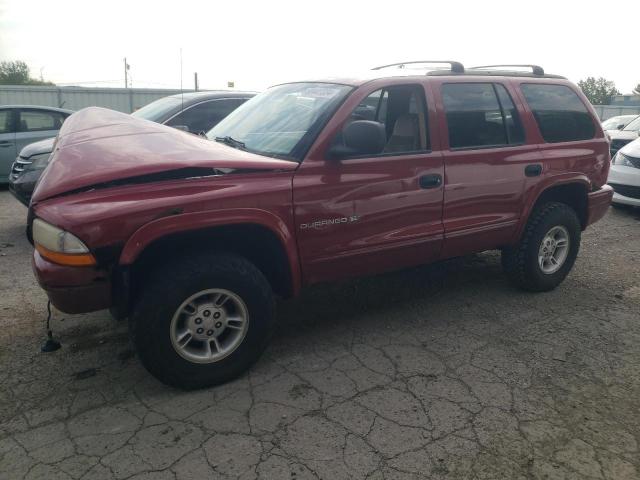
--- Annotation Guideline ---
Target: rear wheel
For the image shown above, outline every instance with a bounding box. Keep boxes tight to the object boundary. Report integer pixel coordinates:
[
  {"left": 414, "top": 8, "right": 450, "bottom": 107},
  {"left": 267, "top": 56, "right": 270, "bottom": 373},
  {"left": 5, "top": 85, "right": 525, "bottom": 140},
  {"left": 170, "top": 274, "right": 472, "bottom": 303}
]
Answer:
[
  {"left": 130, "top": 252, "right": 275, "bottom": 389},
  {"left": 502, "top": 202, "right": 581, "bottom": 292}
]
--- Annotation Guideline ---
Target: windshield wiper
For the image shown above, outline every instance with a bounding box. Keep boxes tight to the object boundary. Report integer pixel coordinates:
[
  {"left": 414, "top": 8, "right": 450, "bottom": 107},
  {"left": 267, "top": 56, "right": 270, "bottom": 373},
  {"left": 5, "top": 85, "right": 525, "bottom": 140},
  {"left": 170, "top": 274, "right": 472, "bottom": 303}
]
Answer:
[{"left": 215, "top": 136, "right": 246, "bottom": 150}]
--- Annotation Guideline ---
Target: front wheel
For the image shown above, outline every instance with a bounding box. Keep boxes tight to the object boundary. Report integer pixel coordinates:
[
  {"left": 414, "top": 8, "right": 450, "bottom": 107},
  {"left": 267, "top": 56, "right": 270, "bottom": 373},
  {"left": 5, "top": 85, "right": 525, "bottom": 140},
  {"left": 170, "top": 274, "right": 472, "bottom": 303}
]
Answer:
[
  {"left": 502, "top": 202, "right": 581, "bottom": 292},
  {"left": 130, "top": 252, "right": 275, "bottom": 389}
]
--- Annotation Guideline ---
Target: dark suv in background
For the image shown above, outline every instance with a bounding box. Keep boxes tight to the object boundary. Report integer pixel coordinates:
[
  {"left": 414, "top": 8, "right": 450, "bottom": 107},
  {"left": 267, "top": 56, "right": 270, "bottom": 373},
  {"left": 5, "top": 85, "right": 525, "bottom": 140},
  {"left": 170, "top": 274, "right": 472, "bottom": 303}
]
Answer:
[{"left": 8, "top": 91, "right": 254, "bottom": 205}]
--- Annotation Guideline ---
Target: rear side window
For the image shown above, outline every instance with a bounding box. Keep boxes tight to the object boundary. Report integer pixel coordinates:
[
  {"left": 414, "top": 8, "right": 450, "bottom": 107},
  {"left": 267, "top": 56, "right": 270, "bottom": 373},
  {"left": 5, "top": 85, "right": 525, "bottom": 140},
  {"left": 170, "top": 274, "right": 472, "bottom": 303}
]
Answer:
[
  {"left": 520, "top": 84, "right": 595, "bottom": 143},
  {"left": 442, "top": 83, "right": 524, "bottom": 149}
]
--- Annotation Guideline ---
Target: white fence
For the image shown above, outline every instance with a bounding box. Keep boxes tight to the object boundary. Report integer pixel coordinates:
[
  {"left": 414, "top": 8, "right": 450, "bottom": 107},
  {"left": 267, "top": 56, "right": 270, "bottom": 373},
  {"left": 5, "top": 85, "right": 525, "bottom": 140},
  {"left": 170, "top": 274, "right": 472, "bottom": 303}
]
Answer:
[
  {"left": 593, "top": 105, "right": 640, "bottom": 120},
  {"left": 0, "top": 85, "right": 196, "bottom": 113}
]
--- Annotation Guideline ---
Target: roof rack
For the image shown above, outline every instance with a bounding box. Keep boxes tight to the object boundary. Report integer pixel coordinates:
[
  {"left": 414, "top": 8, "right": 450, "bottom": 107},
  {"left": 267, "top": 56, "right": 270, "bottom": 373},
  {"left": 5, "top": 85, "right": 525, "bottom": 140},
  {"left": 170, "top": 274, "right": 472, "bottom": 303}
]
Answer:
[
  {"left": 470, "top": 64, "right": 545, "bottom": 76},
  {"left": 372, "top": 61, "right": 465, "bottom": 74}
]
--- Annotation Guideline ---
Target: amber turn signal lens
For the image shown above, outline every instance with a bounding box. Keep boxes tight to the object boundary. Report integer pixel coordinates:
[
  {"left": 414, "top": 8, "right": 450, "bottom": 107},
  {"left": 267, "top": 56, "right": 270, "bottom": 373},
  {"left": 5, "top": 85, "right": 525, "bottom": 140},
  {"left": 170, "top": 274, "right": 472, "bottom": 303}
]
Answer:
[{"left": 35, "top": 243, "right": 97, "bottom": 267}]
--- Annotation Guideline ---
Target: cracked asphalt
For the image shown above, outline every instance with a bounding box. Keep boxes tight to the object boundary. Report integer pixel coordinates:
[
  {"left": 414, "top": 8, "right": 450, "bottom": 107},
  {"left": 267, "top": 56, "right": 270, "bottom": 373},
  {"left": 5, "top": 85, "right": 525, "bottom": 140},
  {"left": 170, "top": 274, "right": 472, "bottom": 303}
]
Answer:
[{"left": 1, "top": 188, "right": 639, "bottom": 479}]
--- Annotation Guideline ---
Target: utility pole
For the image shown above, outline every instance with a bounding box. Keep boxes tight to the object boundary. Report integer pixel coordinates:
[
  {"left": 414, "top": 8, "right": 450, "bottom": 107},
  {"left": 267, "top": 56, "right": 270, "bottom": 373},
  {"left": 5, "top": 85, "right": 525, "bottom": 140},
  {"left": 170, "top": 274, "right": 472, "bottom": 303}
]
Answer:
[
  {"left": 194, "top": 72, "right": 199, "bottom": 91},
  {"left": 124, "top": 58, "right": 130, "bottom": 88}
]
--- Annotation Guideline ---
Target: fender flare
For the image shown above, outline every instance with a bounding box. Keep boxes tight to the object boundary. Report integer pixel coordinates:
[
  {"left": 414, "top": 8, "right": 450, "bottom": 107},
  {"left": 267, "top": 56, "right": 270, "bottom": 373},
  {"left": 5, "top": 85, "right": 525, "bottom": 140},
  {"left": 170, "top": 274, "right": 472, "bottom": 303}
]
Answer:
[
  {"left": 119, "top": 207, "right": 302, "bottom": 295},
  {"left": 511, "top": 173, "right": 591, "bottom": 243}
]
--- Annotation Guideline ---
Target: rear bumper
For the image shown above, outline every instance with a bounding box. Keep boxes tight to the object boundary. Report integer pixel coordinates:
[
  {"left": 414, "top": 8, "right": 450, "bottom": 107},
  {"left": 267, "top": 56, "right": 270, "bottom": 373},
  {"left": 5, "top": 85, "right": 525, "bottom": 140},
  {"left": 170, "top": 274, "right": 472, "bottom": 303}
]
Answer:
[
  {"left": 586, "top": 184, "right": 613, "bottom": 226},
  {"left": 32, "top": 250, "right": 112, "bottom": 314}
]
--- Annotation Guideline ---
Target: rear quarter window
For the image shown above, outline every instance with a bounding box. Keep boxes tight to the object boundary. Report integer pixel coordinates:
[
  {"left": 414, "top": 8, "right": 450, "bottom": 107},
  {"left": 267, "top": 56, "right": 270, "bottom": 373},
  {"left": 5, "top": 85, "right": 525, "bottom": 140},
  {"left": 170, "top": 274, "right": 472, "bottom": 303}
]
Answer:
[{"left": 520, "top": 84, "right": 595, "bottom": 143}]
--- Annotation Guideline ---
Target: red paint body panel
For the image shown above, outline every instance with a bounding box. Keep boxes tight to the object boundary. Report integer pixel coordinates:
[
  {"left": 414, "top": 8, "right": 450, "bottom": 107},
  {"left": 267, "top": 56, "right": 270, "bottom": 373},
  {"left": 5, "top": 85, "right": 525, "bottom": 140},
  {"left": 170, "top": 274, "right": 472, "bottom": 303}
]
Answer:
[
  {"left": 29, "top": 76, "right": 612, "bottom": 314},
  {"left": 32, "top": 250, "right": 111, "bottom": 313},
  {"left": 586, "top": 185, "right": 614, "bottom": 226},
  {"left": 293, "top": 78, "right": 444, "bottom": 284}
]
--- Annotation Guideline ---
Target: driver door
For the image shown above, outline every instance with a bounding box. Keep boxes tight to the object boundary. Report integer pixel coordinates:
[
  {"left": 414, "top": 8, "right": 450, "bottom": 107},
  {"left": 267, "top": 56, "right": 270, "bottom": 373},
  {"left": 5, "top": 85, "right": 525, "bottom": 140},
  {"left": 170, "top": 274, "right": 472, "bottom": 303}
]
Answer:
[{"left": 293, "top": 82, "right": 444, "bottom": 285}]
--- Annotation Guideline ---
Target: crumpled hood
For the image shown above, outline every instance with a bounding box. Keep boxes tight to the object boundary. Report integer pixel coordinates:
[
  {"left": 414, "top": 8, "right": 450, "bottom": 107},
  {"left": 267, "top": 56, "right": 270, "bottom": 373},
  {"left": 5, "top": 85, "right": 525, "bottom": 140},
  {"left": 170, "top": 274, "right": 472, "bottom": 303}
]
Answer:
[{"left": 31, "top": 107, "right": 297, "bottom": 202}]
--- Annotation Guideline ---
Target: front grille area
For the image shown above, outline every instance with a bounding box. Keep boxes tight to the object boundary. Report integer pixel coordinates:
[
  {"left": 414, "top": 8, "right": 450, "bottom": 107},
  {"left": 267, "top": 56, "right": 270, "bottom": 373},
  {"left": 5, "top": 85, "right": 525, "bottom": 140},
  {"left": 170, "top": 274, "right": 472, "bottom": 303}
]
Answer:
[
  {"left": 10, "top": 156, "right": 32, "bottom": 180},
  {"left": 610, "top": 183, "right": 640, "bottom": 200},
  {"left": 610, "top": 139, "right": 633, "bottom": 156}
]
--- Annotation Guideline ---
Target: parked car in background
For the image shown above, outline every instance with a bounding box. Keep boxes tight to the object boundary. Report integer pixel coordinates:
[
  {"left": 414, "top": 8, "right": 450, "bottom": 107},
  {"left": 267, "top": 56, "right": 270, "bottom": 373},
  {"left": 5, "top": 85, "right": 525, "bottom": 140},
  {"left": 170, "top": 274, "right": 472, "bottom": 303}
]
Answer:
[
  {"left": 602, "top": 114, "right": 638, "bottom": 132},
  {"left": 0, "top": 106, "right": 73, "bottom": 184},
  {"left": 608, "top": 115, "right": 640, "bottom": 156},
  {"left": 28, "top": 62, "right": 612, "bottom": 389},
  {"left": 8, "top": 91, "right": 254, "bottom": 205},
  {"left": 609, "top": 137, "right": 640, "bottom": 207}
]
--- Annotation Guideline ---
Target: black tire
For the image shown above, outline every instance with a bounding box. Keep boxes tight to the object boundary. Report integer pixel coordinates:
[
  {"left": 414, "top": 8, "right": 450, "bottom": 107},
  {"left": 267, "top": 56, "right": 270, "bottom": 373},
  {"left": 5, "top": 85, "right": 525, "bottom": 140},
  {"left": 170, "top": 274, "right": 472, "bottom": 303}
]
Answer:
[
  {"left": 130, "top": 252, "right": 275, "bottom": 389},
  {"left": 502, "top": 202, "right": 581, "bottom": 292}
]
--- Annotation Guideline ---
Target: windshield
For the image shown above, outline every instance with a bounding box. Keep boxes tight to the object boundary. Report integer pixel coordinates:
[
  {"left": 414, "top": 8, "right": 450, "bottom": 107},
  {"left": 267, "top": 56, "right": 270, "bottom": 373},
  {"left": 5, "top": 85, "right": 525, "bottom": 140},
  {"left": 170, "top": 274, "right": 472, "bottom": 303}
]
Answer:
[
  {"left": 623, "top": 116, "right": 640, "bottom": 132},
  {"left": 602, "top": 116, "right": 632, "bottom": 130},
  {"left": 207, "top": 82, "right": 352, "bottom": 161},
  {"left": 131, "top": 96, "right": 182, "bottom": 122}
]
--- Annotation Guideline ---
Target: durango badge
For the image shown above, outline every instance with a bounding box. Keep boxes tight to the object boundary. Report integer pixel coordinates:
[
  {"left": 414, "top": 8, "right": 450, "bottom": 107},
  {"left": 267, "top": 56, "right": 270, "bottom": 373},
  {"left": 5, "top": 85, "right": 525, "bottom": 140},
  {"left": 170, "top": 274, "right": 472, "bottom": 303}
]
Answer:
[{"left": 300, "top": 215, "right": 360, "bottom": 230}]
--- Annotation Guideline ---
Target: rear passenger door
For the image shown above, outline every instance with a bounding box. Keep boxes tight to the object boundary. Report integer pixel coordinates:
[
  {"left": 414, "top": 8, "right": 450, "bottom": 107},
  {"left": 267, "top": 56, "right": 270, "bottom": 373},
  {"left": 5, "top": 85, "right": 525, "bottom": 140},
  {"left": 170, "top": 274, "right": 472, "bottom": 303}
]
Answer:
[{"left": 436, "top": 81, "right": 537, "bottom": 257}]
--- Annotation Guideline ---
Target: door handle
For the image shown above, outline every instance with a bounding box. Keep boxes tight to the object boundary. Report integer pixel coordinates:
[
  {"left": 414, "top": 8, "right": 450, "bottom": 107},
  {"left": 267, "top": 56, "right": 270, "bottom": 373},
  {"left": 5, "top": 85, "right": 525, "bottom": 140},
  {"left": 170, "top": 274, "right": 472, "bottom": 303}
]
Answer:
[
  {"left": 419, "top": 174, "right": 442, "bottom": 189},
  {"left": 525, "top": 164, "right": 542, "bottom": 177}
]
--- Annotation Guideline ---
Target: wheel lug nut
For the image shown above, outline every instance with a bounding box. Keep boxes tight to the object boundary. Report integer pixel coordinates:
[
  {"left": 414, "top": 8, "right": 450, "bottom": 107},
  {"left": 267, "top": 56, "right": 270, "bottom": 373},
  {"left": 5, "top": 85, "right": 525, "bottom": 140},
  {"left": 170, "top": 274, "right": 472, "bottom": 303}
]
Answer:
[
  {"left": 203, "top": 310, "right": 211, "bottom": 317},
  {"left": 196, "top": 328, "right": 204, "bottom": 334},
  {"left": 213, "top": 312, "right": 221, "bottom": 319},
  {"left": 215, "top": 322, "right": 222, "bottom": 328},
  {"left": 206, "top": 330, "right": 214, "bottom": 336},
  {"left": 195, "top": 318, "right": 202, "bottom": 324}
]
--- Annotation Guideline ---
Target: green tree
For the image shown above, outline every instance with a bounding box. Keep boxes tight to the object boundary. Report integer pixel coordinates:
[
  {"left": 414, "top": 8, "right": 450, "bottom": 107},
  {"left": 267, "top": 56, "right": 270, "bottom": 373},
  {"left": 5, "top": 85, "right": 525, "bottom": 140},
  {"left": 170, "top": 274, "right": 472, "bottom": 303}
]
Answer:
[
  {"left": 0, "top": 60, "right": 54, "bottom": 85},
  {"left": 633, "top": 83, "right": 640, "bottom": 95},
  {"left": 577, "top": 77, "right": 620, "bottom": 105}
]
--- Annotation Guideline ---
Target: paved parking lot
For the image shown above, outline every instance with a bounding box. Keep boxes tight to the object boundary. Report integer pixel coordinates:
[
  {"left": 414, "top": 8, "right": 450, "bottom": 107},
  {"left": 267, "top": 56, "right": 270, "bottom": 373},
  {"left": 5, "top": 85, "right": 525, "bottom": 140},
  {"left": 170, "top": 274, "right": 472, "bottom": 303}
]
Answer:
[{"left": 1, "top": 188, "right": 639, "bottom": 479}]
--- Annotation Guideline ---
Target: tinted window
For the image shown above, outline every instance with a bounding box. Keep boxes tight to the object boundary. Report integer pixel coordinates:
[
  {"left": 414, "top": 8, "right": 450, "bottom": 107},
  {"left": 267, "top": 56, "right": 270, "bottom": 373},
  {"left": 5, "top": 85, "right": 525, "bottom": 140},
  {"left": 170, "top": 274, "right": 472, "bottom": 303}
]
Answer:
[
  {"left": 19, "top": 110, "right": 66, "bottom": 132},
  {"left": 166, "top": 99, "right": 246, "bottom": 133},
  {"left": 443, "top": 83, "right": 509, "bottom": 148},
  {"left": 495, "top": 84, "right": 525, "bottom": 144},
  {"left": 521, "top": 84, "right": 595, "bottom": 142},
  {"left": 0, "top": 110, "right": 12, "bottom": 134}
]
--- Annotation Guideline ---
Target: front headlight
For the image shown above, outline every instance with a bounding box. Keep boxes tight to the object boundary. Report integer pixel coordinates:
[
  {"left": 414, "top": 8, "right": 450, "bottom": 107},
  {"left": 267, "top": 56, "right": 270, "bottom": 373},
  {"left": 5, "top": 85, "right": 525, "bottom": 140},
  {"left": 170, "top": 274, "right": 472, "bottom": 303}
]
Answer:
[
  {"left": 612, "top": 152, "right": 634, "bottom": 167},
  {"left": 32, "top": 219, "right": 96, "bottom": 266},
  {"left": 24, "top": 153, "right": 51, "bottom": 172}
]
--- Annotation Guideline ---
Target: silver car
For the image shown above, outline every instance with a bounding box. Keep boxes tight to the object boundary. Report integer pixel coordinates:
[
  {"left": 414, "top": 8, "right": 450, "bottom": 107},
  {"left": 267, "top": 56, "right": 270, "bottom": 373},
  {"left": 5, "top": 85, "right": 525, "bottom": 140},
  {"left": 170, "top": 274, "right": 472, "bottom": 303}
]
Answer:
[{"left": 0, "top": 105, "right": 73, "bottom": 184}]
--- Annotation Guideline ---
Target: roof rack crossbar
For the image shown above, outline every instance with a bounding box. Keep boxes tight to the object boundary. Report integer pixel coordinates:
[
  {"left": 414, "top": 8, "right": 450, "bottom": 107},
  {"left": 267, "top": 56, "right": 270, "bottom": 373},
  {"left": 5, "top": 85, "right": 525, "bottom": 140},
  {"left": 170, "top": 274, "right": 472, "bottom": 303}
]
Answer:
[
  {"left": 470, "top": 64, "right": 545, "bottom": 76},
  {"left": 372, "top": 60, "right": 465, "bottom": 74}
]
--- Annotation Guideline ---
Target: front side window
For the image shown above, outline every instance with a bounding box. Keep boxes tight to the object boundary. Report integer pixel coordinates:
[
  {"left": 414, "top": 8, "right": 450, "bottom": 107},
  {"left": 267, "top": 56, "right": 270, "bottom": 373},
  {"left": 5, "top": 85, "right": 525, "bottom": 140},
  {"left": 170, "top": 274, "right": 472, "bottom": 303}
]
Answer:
[
  {"left": 521, "top": 84, "right": 595, "bottom": 143},
  {"left": 207, "top": 82, "right": 352, "bottom": 161},
  {"left": 331, "top": 84, "right": 429, "bottom": 157},
  {"left": 442, "top": 83, "right": 524, "bottom": 149},
  {"left": 19, "top": 110, "right": 65, "bottom": 132},
  {"left": 166, "top": 99, "right": 245, "bottom": 134}
]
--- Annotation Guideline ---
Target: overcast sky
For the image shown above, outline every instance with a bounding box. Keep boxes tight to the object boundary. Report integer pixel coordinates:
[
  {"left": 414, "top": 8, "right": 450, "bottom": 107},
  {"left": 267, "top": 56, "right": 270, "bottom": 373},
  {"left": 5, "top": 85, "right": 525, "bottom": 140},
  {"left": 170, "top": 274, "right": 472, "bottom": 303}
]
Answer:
[{"left": 1, "top": 0, "right": 638, "bottom": 93}]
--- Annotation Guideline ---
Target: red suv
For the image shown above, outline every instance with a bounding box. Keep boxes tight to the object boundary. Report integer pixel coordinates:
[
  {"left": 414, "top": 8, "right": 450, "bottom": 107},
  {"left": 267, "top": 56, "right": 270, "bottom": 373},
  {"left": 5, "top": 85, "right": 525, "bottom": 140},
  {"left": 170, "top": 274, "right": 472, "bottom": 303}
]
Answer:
[{"left": 28, "top": 62, "right": 613, "bottom": 389}]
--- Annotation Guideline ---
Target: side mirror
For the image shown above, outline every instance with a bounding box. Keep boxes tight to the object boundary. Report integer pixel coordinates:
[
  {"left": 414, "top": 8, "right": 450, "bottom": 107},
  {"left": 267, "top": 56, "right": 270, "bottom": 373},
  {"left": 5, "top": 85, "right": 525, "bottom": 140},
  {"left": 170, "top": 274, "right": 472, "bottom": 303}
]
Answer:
[
  {"left": 172, "top": 125, "right": 190, "bottom": 132},
  {"left": 328, "top": 120, "right": 386, "bottom": 159},
  {"left": 617, "top": 124, "right": 625, "bottom": 130}
]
